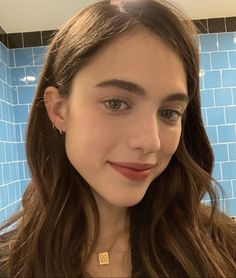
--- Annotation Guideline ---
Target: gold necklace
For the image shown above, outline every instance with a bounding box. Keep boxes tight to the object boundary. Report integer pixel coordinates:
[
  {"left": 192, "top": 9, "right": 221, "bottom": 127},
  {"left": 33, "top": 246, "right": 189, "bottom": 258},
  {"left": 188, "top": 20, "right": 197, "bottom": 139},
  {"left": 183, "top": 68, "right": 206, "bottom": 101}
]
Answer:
[{"left": 95, "top": 231, "right": 123, "bottom": 266}]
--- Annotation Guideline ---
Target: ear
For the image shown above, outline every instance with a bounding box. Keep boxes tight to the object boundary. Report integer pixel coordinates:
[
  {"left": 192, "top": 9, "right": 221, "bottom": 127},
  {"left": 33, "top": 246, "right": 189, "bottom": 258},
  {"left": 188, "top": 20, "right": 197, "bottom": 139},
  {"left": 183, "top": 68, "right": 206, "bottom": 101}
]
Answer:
[{"left": 44, "top": 86, "right": 67, "bottom": 132}]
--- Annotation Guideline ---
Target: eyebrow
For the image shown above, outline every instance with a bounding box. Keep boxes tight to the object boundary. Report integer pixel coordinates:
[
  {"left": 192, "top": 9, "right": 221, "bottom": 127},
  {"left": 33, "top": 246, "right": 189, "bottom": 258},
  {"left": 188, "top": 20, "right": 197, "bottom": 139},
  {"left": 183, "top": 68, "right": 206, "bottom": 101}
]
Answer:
[{"left": 95, "top": 79, "right": 189, "bottom": 103}]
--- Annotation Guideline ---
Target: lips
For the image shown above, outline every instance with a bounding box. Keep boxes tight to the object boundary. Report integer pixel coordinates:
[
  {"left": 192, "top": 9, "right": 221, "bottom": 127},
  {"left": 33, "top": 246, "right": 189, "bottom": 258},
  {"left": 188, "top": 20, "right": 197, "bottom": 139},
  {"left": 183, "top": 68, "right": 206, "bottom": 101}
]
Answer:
[
  {"left": 108, "top": 161, "right": 156, "bottom": 181},
  {"left": 108, "top": 161, "right": 155, "bottom": 171}
]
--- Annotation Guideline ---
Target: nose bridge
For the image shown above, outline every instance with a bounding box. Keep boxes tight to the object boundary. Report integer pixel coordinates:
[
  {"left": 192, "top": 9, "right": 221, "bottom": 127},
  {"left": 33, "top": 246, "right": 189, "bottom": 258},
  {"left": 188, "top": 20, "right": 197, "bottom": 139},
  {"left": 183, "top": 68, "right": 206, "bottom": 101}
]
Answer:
[{"left": 128, "top": 112, "right": 161, "bottom": 153}]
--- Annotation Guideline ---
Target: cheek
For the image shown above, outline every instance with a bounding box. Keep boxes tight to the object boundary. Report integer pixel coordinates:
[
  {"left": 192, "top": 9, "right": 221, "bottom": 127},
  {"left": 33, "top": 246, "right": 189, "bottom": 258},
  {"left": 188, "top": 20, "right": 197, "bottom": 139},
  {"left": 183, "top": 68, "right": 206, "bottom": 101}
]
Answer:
[
  {"left": 65, "top": 111, "right": 122, "bottom": 158},
  {"left": 161, "top": 127, "right": 182, "bottom": 156}
]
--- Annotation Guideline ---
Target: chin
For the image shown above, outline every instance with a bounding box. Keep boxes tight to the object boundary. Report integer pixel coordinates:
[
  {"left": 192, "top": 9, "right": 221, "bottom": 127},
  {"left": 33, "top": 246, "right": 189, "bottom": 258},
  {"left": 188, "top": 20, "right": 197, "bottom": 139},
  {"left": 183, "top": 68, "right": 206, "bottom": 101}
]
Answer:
[{"left": 107, "top": 193, "right": 145, "bottom": 208}]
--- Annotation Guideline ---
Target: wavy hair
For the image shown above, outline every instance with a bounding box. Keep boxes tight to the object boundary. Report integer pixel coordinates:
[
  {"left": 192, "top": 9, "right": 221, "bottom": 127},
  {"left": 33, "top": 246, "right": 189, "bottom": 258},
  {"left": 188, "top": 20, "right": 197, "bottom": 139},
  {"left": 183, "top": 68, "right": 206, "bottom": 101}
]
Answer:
[{"left": 0, "top": 0, "right": 236, "bottom": 277}]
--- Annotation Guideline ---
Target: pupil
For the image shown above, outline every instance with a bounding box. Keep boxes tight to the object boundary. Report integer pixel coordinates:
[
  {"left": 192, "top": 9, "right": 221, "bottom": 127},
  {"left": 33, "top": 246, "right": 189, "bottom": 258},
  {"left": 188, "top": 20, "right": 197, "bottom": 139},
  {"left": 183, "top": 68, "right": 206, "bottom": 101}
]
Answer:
[{"left": 111, "top": 100, "right": 120, "bottom": 109}]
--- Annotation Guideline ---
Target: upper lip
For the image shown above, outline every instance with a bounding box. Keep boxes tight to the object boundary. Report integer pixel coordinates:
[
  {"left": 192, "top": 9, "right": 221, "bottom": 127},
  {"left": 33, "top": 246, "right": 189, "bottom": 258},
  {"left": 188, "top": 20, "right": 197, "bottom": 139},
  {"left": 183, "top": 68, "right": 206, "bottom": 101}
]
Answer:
[{"left": 108, "top": 161, "right": 156, "bottom": 171}]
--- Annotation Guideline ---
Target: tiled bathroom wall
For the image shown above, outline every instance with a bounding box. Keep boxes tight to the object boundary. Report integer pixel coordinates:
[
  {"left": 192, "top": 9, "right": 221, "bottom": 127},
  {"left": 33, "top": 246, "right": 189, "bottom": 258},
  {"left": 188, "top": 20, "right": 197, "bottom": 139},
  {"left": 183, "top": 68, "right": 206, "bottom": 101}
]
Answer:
[
  {"left": 0, "top": 18, "right": 236, "bottom": 225},
  {"left": 199, "top": 32, "right": 236, "bottom": 214},
  {"left": 0, "top": 43, "right": 24, "bottom": 223}
]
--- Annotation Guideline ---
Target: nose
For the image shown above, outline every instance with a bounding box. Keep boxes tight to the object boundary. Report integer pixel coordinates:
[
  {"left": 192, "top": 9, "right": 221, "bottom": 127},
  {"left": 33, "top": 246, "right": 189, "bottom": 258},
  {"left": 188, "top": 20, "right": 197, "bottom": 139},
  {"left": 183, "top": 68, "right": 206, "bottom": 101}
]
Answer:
[{"left": 128, "top": 114, "right": 161, "bottom": 154}]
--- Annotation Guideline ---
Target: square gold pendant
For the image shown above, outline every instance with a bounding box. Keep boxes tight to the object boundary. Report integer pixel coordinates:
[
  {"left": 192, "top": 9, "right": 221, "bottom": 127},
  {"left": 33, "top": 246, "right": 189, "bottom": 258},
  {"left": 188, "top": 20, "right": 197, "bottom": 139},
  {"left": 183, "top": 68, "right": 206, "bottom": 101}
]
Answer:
[{"left": 98, "top": 252, "right": 110, "bottom": 265}]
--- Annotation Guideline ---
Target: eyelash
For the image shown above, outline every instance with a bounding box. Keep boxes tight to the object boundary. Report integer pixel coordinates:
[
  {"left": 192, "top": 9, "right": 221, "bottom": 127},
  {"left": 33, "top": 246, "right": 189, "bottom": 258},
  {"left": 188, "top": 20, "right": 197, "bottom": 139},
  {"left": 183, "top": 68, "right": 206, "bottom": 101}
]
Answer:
[{"left": 102, "top": 97, "right": 183, "bottom": 122}]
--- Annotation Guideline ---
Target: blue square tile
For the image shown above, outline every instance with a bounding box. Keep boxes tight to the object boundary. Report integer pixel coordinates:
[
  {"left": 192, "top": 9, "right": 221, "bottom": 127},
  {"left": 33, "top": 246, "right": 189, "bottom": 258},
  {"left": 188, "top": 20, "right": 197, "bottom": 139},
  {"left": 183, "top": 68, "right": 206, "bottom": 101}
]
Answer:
[
  {"left": 0, "top": 121, "right": 7, "bottom": 141},
  {"left": 200, "top": 34, "right": 218, "bottom": 52},
  {"left": 34, "top": 54, "right": 46, "bottom": 66},
  {"left": 5, "top": 67, "right": 11, "bottom": 86},
  {"left": 0, "top": 43, "right": 9, "bottom": 66},
  {"left": 25, "top": 66, "right": 41, "bottom": 85},
  {"left": 15, "top": 181, "right": 21, "bottom": 198},
  {"left": 0, "top": 80, "right": 4, "bottom": 99},
  {"left": 0, "top": 164, "right": 2, "bottom": 185},
  {"left": 218, "top": 125, "right": 236, "bottom": 142},
  {"left": 18, "top": 86, "right": 35, "bottom": 104},
  {"left": 204, "top": 70, "right": 222, "bottom": 89},
  {"left": 12, "top": 143, "right": 18, "bottom": 161},
  {"left": 8, "top": 183, "right": 16, "bottom": 201},
  {"left": 205, "top": 126, "right": 218, "bottom": 143},
  {"left": 222, "top": 162, "right": 236, "bottom": 179},
  {"left": 5, "top": 142, "right": 13, "bottom": 162},
  {"left": 218, "top": 33, "right": 236, "bottom": 51},
  {"left": 229, "top": 143, "right": 236, "bottom": 160},
  {"left": 0, "top": 142, "right": 6, "bottom": 163},
  {"left": 222, "top": 70, "right": 236, "bottom": 87},
  {"left": 9, "top": 105, "right": 15, "bottom": 123},
  {"left": 15, "top": 48, "right": 33, "bottom": 67},
  {"left": 2, "top": 163, "right": 11, "bottom": 183},
  {"left": 5, "top": 203, "right": 18, "bottom": 219},
  {"left": 207, "top": 107, "right": 225, "bottom": 125},
  {"left": 33, "top": 46, "right": 47, "bottom": 55},
  {"left": 219, "top": 180, "right": 233, "bottom": 198},
  {"left": 3, "top": 83, "right": 12, "bottom": 103},
  {"left": 11, "top": 163, "right": 19, "bottom": 180},
  {"left": 12, "top": 142, "right": 18, "bottom": 161},
  {"left": 0, "top": 184, "right": 8, "bottom": 206},
  {"left": 225, "top": 106, "right": 236, "bottom": 123},
  {"left": 9, "top": 49, "right": 15, "bottom": 67},
  {"left": 17, "top": 142, "right": 26, "bottom": 160},
  {"left": 11, "top": 68, "right": 26, "bottom": 86},
  {"left": 14, "top": 105, "right": 29, "bottom": 123},
  {"left": 20, "top": 123, "right": 27, "bottom": 141},
  {"left": 2, "top": 101, "right": 10, "bottom": 122},
  {"left": 0, "top": 209, "right": 6, "bottom": 224},
  {"left": 18, "top": 162, "right": 24, "bottom": 180},
  {"left": 0, "top": 101, "right": 2, "bottom": 119},
  {"left": 212, "top": 144, "right": 228, "bottom": 162},
  {"left": 229, "top": 51, "right": 236, "bottom": 68},
  {"left": 214, "top": 88, "right": 233, "bottom": 106},
  {"left": 227, "top": 199, "right": 236, "bottom": 216},
  {"left": 211, "top": 52, "right": 229, "bottom": 69},
  {"left": 213, "top": 162, "right": 222, "bottom": 180},
  {"left": 8, "top": 123, "right": 15, "bottom": 141},
  {"left": 200, "top": 53, "right": 211, "bottom": 70},
  {"left": 233, "top": 180, "right": 236, "bottom": 197},
  {"left": 15, "top": 124, "right": 21, "bottom": 141},
  {"left": 233, "top": 88, "right": 236, "bottom": 105},
  {"left": 12, "top": 88, "right": 18, "bottom": 105},
  {"left": 200, "top": 89, "right": 214, "bottom": 107},
  {"left": 0, "top": 61, "right": 6, "bottom": 82}
]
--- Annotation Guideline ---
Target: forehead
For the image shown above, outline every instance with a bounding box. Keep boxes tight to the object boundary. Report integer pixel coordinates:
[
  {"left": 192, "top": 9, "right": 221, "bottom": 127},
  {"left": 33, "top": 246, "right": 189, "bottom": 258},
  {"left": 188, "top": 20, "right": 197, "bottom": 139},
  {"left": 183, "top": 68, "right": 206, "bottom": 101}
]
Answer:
[{"left": 71, "top": 27, "right": 187, "bottom": 97}]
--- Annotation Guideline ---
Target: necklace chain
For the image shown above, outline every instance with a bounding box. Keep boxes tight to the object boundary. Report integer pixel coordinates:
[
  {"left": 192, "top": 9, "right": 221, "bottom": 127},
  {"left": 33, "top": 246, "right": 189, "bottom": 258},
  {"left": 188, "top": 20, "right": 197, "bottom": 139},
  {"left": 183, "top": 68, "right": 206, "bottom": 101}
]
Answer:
[{"left": 95, "top": 231, "right": 124, "bottom": 266}]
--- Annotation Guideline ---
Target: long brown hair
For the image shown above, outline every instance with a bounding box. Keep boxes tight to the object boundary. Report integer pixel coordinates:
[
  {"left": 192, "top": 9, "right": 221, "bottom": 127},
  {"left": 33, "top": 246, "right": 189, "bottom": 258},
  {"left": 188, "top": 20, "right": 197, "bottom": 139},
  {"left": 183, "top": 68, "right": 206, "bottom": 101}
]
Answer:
[{"left": 1, "top": 0, "right": 236, "bottom": 277}]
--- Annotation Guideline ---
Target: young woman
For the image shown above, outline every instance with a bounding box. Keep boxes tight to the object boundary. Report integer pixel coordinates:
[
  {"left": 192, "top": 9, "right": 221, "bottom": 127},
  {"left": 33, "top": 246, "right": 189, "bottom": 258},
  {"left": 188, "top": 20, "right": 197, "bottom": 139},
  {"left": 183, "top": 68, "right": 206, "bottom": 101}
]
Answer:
[{"left": 0, "top": 0, "right": 236, "bottom": 277}]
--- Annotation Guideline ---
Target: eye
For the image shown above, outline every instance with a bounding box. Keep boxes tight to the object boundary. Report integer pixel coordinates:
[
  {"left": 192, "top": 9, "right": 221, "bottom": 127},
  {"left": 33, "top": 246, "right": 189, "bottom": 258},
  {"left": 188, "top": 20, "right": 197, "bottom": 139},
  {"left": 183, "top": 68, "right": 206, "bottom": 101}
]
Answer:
[
  {"left": 102, "top": 97, "right": 130, "bottom": 112},
  {"left": 159, "top": 109, "right": 182, "bottom": 122}
]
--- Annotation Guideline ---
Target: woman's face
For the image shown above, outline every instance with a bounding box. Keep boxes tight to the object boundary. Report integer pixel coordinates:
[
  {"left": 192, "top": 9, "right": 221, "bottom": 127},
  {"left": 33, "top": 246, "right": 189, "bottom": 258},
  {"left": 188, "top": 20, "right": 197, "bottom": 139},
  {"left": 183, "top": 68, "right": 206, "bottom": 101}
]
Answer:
[{"left": 63, "top": 28, "right": 188, "bottom": 208}]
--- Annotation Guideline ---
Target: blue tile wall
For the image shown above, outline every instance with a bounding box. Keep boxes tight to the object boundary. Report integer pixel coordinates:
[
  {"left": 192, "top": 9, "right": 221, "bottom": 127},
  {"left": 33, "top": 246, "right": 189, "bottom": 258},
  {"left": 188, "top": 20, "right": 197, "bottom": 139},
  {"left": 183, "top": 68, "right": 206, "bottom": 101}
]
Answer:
[
  {"left": 0, "top": 30, "right": 236, "bottom": 225},
  {"left": 0, "top": 43, "right": 43, "bottom": 225},
  {"left": 200, "top": 31, "right": 236, "bottom": 216}
]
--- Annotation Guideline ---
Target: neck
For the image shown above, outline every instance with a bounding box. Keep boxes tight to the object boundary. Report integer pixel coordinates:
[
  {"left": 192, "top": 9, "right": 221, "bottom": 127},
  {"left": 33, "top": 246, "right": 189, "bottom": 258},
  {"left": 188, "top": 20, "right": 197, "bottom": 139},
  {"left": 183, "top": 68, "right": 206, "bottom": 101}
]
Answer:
[{"left": 87, "top": 190, "right": 130, "bottom": 247}]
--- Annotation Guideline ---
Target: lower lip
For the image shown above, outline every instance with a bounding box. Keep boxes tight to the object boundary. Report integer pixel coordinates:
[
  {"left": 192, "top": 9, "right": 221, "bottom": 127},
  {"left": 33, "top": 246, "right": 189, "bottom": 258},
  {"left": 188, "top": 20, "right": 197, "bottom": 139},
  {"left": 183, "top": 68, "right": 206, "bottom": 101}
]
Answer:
[{"left": 108, "top": 162, "right": 152, "bottom": 181}]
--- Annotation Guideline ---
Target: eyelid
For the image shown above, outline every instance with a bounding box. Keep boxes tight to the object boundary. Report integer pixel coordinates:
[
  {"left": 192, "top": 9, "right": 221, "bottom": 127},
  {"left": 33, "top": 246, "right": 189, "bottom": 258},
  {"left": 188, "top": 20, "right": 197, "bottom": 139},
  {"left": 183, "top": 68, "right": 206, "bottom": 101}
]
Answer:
[
  {"left": 101, "top": 96, "right": 132, "bottom": 112},
  {"left": 158, "top": 108, "right": 183, "bottom": 122}
]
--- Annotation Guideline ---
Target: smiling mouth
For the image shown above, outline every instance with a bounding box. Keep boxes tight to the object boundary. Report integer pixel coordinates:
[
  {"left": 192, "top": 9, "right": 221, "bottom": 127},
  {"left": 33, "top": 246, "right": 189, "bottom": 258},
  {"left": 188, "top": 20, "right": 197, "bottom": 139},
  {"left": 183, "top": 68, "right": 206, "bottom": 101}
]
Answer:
[
  {"left": 108, "top": 161, "right": 156, "bottom": 171},
  {"left": 108, "top": 161, "right": 155, "bottom": 181}
]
